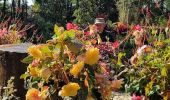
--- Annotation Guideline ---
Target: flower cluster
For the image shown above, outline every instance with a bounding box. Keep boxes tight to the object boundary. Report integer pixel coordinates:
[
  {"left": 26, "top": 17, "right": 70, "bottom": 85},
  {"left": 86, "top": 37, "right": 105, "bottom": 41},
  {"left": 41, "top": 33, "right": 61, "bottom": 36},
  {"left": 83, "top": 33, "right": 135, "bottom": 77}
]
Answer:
[
  {"left": 66, "top": 23, "right": 78, "bottom": 30},
  {"left": 22, "top": 24, "right": 122, "bottom": 100}
]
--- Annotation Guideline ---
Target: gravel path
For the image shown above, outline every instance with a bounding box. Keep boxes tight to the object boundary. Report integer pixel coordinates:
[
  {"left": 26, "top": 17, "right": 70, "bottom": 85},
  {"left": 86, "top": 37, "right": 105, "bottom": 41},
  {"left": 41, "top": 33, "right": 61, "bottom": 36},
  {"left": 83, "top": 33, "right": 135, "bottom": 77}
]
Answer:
[{"left": 111, "top": 92, "right": 131, "bottom": 100}]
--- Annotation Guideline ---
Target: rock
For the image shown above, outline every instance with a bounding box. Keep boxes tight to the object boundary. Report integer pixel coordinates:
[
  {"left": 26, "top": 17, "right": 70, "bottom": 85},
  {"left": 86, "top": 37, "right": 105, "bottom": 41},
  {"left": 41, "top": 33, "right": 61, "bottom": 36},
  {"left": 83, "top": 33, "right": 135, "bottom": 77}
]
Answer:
[{"left": 111, "top": 92, "right": 131, "bottom": 100}]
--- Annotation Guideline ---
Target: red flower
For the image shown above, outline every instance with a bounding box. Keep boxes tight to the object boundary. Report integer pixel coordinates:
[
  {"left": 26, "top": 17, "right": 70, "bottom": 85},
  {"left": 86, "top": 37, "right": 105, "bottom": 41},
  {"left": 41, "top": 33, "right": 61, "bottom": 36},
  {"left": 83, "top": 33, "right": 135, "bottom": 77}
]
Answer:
[
  {"left": 113, "top": 41, "right": 119, "bottom": 49},
  {"left": 84, "top": 31, "right": 90, "bottom": 35},
  {"left": 132, "top": 94, "right": 142, "bottom": 100},
  {"left": 133, "top": 25, "right": 142, "bottom": 31},
  {"left": 66, "top": 23, "right": 78, "bottom": 30}
]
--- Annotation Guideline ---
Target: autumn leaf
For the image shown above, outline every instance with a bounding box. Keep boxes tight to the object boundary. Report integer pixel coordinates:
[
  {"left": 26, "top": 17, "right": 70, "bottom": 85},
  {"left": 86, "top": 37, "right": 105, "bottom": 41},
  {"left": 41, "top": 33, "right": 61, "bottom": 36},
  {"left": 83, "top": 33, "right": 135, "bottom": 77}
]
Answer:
[{"left": 111, "top": 79, "right": 124, "bottom": 90}]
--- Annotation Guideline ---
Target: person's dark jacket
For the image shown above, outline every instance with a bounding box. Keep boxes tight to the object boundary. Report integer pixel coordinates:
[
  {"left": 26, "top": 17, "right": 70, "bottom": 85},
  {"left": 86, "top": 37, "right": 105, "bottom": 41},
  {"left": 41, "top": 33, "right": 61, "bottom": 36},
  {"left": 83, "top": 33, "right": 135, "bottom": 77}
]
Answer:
[{"left": 99, "top": 26, "right": 117, "bottom": 42}]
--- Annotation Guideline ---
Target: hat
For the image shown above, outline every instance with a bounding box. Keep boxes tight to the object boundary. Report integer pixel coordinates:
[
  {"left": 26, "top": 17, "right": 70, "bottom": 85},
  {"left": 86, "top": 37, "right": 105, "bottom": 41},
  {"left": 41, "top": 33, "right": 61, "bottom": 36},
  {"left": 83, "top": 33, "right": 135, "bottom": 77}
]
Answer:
[{"left": 94, "top": 18, "right": 106, "bottom": 25}]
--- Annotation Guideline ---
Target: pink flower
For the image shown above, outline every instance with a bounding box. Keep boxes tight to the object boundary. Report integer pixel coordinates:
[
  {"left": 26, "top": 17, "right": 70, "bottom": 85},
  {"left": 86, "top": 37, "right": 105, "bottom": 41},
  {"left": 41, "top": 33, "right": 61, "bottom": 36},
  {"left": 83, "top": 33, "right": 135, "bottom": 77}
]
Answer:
[
  {"left": 66, "top": 23, "right": 78, "bottom": 30},
  {"left": 132, "top": 94, "right": 142, "bottom": 100},
  {"left": 31, "top": 60, "right": 40, "bottom": 67},
  {"left": 0, "top": 28, "right": 7, "bottom": 38},
  {"left": 84, "top": 31, "right": 90, "bottom": 35},
  {"left": 133, "top": 25, "right": 142, "bottom": 31},
  {"left": 113, "top": 41, "right": 119, "bottom": 49}
]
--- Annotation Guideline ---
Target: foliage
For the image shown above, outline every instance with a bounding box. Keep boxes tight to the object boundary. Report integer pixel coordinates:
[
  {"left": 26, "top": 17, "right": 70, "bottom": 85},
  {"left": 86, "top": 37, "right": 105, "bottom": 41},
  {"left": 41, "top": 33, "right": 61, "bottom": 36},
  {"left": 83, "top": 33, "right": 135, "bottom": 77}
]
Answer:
[
  {"left": 73, "top": 0, "right": 118, "bottom": 27},
  {"left": 21, "top": 24, "right": 126, "bottom": 100},
  {"left": 0, "top": 17, "right": 34, "bottom": 44},
  {"left": 72, "top": 0, "right": 97, "bottom": 27},
  {"left": 126, "top": 26, "right": 170, "bottom": 99},
  {"left": 0, "top": 77, "right": 19, "bottom": 100},
  {"left": 116, "top": 0, "right": 134, "bottom": 23}
]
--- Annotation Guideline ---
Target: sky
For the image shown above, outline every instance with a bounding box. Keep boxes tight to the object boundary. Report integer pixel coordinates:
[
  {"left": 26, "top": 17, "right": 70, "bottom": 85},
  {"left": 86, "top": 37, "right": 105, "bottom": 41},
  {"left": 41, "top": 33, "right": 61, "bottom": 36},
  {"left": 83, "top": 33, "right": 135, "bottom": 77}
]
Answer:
[
  {"left": 7, "top": 0, "right": 34, "bottom": 6},
  {"left": 26, "top": 0, "right": 34, "bottom": 6}
]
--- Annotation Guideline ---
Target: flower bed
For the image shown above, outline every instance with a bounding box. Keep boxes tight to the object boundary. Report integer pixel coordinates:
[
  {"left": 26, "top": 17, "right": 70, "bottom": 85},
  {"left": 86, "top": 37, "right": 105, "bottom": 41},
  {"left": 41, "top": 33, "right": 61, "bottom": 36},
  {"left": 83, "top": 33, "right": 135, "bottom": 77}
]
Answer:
[{"left": 21, "top": 23, "right": 170, "bottom": 100}]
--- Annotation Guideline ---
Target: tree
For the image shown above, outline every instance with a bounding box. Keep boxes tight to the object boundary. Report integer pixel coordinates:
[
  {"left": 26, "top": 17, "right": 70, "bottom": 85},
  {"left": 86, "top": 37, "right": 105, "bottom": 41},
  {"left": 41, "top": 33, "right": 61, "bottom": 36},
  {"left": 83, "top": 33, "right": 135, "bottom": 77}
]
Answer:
[
  {"left": 72, "top": 0, "right": 118, "bottom": 27},
  {"left": 72, "top": 0, "right": 97, "bottom": 27}
]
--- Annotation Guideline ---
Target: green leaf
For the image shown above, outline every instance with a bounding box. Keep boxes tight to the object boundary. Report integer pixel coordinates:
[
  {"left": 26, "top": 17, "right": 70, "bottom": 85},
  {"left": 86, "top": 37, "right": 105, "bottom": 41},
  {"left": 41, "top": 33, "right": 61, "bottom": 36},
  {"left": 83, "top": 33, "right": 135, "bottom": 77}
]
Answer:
[
  {"left": 117, "top": 52, "right": 126, "bottom": 66},
  {"left": 40, "top": 46, "right": 51, "bottom": 56},
  {"left": 20, "top": 73, "right": 29, "bottom": 80},
  {"left": 87, "top": 66, "right": 95, "bottom": 85},
  {"left": 65, "top": 30, "right": 75, "bottom": 39},
  {"left": 65, "top": 40, "right": 82, "bottom": 54},
  {"left": 54, "top": 24, "right": 64, "bottom": 36},
  {"left": 21, "top": 56, "right": 33, "bottom": 64}
]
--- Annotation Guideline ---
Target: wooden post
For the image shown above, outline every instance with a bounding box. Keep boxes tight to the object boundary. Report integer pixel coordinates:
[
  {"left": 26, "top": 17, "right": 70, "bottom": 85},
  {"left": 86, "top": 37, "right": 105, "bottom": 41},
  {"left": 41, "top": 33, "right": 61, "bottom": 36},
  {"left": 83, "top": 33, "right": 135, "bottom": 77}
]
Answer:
[{"left": 0, "top": 43, "right": 31, "bottom": 99}]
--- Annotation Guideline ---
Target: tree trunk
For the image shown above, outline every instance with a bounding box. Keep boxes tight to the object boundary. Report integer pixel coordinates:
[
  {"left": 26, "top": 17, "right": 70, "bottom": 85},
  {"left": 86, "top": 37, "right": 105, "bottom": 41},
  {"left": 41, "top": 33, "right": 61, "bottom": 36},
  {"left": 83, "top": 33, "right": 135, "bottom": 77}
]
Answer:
[
  {"left": 18, "top": 0, "right": 21, "bottom": 9},
  {"left": 12, "top": 0, "right": 16, "bottom": 18},
  {"left": 0, "top": 43, "right": 31, "bottom": 99},
  {"left": 2, "top": 0, "right": 7, "bottom": 17}
]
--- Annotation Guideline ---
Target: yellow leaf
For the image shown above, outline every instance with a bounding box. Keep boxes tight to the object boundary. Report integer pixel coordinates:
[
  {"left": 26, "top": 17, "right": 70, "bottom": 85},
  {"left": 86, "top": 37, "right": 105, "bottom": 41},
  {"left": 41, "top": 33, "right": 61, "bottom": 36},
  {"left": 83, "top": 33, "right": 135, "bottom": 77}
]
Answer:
[
  {"left": 163, "top": 94, "right": 168, "bottom": 100},
  {"left": 145, "top": 81, "right": 153, "bottom": 96},
  {"left": 161, "top": 67, "right": 167, "bottom": 77},
  {"left": 84, "top": 73, "right": 89, "bottom": 88},
  {"left": 39, "top": 68, "right": 52, "bottom": 82},
  {"left": 54, "top": 24, "right": 64, "bottom": 36},
  {"left": 145, "top": 86, "right": 149, "bottom": 96}
]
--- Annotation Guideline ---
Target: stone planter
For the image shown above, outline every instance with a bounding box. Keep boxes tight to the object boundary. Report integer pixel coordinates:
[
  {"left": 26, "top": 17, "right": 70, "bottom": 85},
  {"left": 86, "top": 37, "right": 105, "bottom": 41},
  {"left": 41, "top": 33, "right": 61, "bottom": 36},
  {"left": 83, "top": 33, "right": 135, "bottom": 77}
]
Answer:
[{"left": 0, "top": 43, "right": 31, "bottom": 99}]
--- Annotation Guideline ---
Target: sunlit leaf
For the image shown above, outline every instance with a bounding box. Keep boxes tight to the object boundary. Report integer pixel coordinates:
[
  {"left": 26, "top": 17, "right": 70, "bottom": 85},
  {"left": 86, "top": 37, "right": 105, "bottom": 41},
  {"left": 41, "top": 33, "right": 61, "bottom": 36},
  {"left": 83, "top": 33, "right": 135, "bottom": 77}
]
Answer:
[
  {"left": 66, "top": 30, "right": 75, "bottom": 39},
  {"left": 40, "top": 45, "right": 51, "bottom": 56},
  {"left": 20, "top": 73, "right": 29, "bottom": 80},
  {"left": 161, "top": 67, "right": 167, "bottom": 77},
  {"left": 21, "top": 56, "right": 33, "bottom": 64}
]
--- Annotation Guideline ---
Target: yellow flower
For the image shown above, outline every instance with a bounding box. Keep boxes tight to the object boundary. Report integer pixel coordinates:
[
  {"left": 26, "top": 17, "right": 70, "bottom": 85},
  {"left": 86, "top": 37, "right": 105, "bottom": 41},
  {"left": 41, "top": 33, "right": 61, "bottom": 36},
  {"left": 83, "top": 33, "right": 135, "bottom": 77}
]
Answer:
[
  {"left": 70, "top": 61, "right": 84, "bottom": 77},
  {"left": 59, "top": 82, "right": 80, "bottom": 97},
  {"left": 26, "top": 88, "right": 41, "bottom": 100},
  {"left": 28, "top": 45, "right": 43, "bottom": 59},
  {"left": 85, "top": 48, "right": 100, "bottom": 65},
  {"left": 161, "top": 67, "right": 167, "bottom": 77},
  {"left": 28, "top": 64, "right": 39, "bottom": 77}
]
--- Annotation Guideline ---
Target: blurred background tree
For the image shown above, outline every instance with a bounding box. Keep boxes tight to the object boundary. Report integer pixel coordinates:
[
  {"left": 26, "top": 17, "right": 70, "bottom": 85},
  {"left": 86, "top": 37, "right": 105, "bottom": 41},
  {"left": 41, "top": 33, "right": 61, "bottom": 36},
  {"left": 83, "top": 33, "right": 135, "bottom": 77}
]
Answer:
[{"left": 0, "top": 0, "right": 170, "bottom": 43}]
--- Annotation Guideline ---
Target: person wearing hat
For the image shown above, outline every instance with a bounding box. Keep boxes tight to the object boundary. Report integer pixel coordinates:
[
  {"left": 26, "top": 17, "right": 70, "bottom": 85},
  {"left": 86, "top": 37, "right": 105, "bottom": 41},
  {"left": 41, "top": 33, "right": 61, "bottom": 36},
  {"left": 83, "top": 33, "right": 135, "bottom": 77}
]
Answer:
[{"left": 94, "top": 18, "right": 116, "bottom": 42}]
